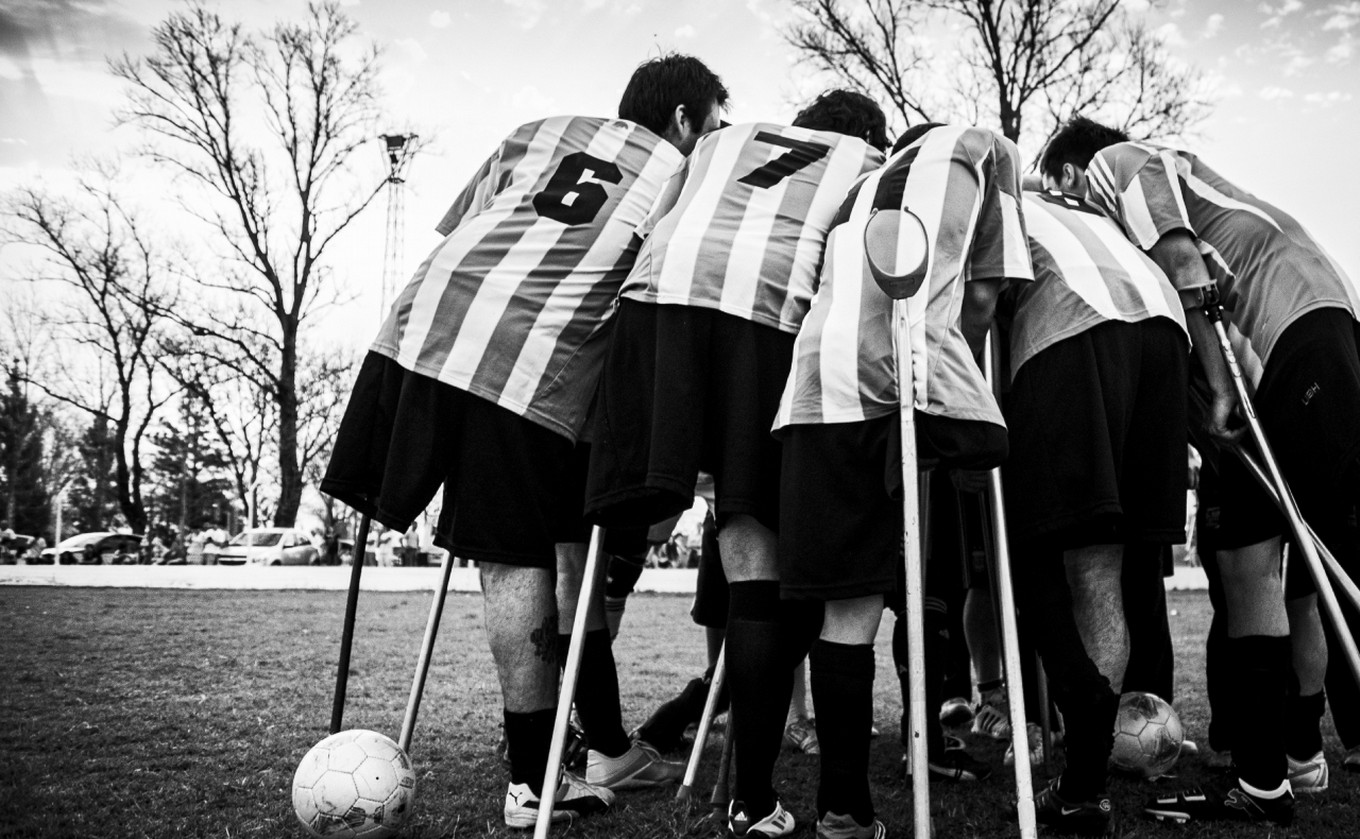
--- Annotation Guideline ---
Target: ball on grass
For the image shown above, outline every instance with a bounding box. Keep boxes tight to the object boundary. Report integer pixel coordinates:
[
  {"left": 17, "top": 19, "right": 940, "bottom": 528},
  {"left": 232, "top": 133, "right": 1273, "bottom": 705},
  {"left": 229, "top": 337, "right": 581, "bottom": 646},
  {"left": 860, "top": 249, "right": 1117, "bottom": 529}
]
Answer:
[
  {"left": 1110, "top": 691, "right": 1184, "bottom": 779},
  {"left": 292, "top": 729, "right": 416, "bottom": 838}
]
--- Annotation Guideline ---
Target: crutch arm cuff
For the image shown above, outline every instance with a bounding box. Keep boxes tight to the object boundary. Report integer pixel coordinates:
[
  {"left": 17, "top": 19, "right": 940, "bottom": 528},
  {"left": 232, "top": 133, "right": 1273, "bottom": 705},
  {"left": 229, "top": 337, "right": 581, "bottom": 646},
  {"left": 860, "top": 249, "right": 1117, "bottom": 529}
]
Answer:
[{"left": 1178, "top": 283, "right": 1221, "bottom": 312}]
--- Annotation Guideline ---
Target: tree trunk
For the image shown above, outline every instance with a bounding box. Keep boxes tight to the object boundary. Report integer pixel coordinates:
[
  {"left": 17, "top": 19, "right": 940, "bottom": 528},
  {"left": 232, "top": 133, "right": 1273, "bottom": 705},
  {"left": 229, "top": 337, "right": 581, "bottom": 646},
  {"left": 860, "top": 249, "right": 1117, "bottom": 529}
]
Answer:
[{"left": 274, "top": 324, "right": 302, "bottom": 527}]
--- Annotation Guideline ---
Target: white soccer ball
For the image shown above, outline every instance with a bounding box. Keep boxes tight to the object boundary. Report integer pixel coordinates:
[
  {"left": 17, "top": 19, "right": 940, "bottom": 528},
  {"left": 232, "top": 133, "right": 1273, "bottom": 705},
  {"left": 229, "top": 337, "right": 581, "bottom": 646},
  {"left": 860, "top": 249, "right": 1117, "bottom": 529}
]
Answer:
[
  {"left": 292, "top": 729, "right": 417, "bottom": 838},
  {"left": 1110, "top": 691, "right": 1184, "bottom": 779}
]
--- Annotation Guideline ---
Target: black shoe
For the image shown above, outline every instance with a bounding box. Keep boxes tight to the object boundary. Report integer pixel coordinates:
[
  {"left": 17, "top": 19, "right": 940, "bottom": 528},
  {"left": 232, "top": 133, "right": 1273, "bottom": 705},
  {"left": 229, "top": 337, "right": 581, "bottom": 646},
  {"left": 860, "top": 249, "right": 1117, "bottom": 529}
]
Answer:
[
  {"left": 1143, "top": 781, "right": 1294, "bottom": 826},
  {"left": 1031, "top": 778, "right": 1112, "bottom": 835},
  {"left": 902, "top": 746, "right": 993, "bottom": 782}
]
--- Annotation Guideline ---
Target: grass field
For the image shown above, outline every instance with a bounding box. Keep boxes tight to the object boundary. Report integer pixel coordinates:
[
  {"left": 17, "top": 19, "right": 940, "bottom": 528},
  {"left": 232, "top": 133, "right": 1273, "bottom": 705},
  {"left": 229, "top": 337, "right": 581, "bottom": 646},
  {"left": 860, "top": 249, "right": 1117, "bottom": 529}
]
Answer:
[{"left": 1, "top": 586, "right": 1355, "bottom": 838}]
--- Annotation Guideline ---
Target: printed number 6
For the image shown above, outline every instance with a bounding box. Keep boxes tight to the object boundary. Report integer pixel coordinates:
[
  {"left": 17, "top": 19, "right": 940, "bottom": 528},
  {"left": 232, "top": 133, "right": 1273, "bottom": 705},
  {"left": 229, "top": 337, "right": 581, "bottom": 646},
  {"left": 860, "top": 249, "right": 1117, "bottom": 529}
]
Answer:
[{"left": 533, "top": 151, "right": 623, "bottom": 225}]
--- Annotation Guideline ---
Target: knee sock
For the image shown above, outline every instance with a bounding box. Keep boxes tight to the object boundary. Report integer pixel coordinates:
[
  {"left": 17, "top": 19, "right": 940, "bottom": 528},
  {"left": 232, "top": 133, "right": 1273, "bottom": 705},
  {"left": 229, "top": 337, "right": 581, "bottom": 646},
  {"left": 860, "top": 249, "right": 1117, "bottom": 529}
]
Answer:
[
  {"left": 1057, "top": 690, "right": 1119, "bottom": 801},
  {"left": 504, "top": 708, "right": 556, "bottom": 794},
  {"left": 726, "top": 581, "right": 794, "bottom": 819},
  {"left": 1229, "top": 635, "right": 1290, "bottom": 790},
  {"left": 1285, "top": 686, "right": 1326, "bottom": 760},
  {"left": 604, "top": 557, "right": 644, "bottom": 640},
  {"left": 810, "top": 639, "right": 876, "bottom": 824},
  {"left": 558, "top": 630, "right": 630, "bottom": 757}
]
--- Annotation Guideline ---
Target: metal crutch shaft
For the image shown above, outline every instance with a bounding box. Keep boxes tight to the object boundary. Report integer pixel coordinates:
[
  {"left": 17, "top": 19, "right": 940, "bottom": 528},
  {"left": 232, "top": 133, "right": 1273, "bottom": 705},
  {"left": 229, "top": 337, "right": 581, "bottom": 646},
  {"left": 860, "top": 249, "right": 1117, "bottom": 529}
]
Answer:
[
  {"left": 330, "top": 513, "right": 372, "bottom": 734},
  {"left": 677, "top": 644, "right": 727, "bottom": 802},
  {"left": 709, "top": 714, "right": 735, "bottom": 814},
  {"left": 534, "top": 527, "right": 609, "bottom": 839},
  {"left": 399, "top": 549, "right": 457, "bottom": 753}
]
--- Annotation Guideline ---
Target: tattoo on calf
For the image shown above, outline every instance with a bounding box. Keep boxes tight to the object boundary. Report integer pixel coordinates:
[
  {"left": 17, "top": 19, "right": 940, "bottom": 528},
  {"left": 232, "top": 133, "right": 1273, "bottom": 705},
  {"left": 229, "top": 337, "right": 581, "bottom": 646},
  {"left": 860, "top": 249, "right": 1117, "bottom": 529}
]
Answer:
[{"left": 531, "top": 613, "right": 558, "bottom": 664}]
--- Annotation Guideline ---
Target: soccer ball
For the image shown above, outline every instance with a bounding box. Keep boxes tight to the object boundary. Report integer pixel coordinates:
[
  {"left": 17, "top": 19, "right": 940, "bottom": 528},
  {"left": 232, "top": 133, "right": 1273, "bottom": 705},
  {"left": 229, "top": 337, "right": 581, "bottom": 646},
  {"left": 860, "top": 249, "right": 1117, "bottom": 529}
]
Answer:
[
  {"left": 292, "top": 729, "right": 417, "bottom": 838},
  {"left": 1110, "top": 691, "right": 1184, "bottom": 779}
]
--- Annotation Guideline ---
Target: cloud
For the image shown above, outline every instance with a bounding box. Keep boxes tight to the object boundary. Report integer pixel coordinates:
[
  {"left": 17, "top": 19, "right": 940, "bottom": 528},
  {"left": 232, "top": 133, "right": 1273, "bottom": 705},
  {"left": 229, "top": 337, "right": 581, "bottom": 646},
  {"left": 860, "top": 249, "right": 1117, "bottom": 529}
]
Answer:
[
  {"left": 1259, "top": 85, "right": 1295, "bottom": 99},
  {"left": 674, "top": 24, "right": 696, "bottom": 40},
  {"left": 502, "top": 0, "right": 547, "bottom": 29},
  {"left": 391, "top": 37, "right": 427, "bottom": 63},
  {"left": 511, "top": 85, "right": 556, "bottom": 115},
  {"left": 1322, "top": 2, "right": 1360, "bottom": 31},
  {"left": 1155, "top": 21, "right": 1186, "bottom": 47},
  {"left": 1303, "top": 90, "right": 1354, "bottom": 105},
  {"left": 1203, "top": 13, "right": 1224, "bottom": 38},
  {"left": 1327, "top": 34, "right": 1354, "bottom": 62},
  {"left": 429, "top": 10, "right": 451, "bottom": 28},
  {"left": 0, "top": 55, "right": 23, "bottom": 80},
  {"left": 1283, "top": 53, "right": 1314, "bottom": 75},
  {"left": 1259, "top": 0, "right": 1304, "bottom": 28}
]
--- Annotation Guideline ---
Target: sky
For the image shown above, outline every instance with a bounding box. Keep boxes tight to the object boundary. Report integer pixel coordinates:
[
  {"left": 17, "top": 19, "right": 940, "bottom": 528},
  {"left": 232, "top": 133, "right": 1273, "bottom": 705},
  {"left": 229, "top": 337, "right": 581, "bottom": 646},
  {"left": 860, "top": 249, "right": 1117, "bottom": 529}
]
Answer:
[{"left": 2, "top": 0, "right": 1359, "bottom": 348}]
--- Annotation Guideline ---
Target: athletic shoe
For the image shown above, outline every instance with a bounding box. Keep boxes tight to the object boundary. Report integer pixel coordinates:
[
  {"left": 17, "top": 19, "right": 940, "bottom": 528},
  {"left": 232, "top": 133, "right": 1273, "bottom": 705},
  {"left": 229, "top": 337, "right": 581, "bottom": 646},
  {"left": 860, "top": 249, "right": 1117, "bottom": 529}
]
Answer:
[
  {"left": 903, "top": 746, "right": 993, "bottom": 782},
  {"left": 728, "top": 798, "right": 796, "bottom": 837},
  {"left": 503, "top": 773, "right": 614, "bottom": 829},
  {"left": 784, "top": 716, "right": 820, "bottom": 754},
  {"left": 816, "top": 811, "right": 887, "bottom": 839},
  {"left": 1344, "top": 744, "right": 1360, "bottom": 773},
  {"left": 585, "top": 741, "right": 684, "bottom": 789},
  {"left": 1203, "top": 744, "right": 1233, "bottom": 769},
  {"left": 1004, "top": 722, "right": 1045, "bottom": 767},
  {"left": 1031, "top": 778, "right": 1112, "bottom": 835},
  {"left": 1179, "top": 738, "right": 1200, "bottom": 757},
  {"left": 1143, "top": 781, "right": 1294, "bottom": 826},
  {"left": 972, "top": 690, "right": 1011, "bottom": 740},
  {"left": 1287, "top": 750, "right": 1329, "bottom": 794},
  {"left": 939, "top": 696, "right": 975, "bottom": 727}
]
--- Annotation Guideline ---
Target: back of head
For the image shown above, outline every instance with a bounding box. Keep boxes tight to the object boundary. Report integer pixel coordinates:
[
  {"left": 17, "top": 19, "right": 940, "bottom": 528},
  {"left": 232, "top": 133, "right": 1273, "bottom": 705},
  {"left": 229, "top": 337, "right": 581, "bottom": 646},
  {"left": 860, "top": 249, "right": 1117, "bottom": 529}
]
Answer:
[
  {"left": 892, "top": 122, "right": 946, "bottom": 155},
  {"left": 619, "top": 53, "right": 729, "bottom": 136},
  {"left": 1039, "top": 116, "right": 1128, "bottom": 181},
  {"left": 791, "top": 89, "right": 889, "bottom": 151}
]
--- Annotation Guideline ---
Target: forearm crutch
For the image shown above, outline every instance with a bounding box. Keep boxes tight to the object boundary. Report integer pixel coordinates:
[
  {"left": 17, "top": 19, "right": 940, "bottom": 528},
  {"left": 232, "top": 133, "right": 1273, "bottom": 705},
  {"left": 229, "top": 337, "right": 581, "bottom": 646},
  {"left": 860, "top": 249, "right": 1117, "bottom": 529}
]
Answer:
[
  {"left": 399, "top": 549, "right": 457, "bottom": 752},
  {"left": 865, "top": 205, "right": 932, "bottom": 839},
  {"left": 535, "top": 526, "right": 609, "bottom": 839},
  {"left": 982, "top": 328, "right": 1037, "bottom": 838},
  {"left": 677, "top": 643, "right": 727, "bottom": 802},
  {"left": 709, "top": 714, "right": 736, "bottom": 815},
  {"left": 1199, "top": 294, "right": 1360, "bottom": 694},
  {"left": 330, "top": 513, "right": 373, "bottom": 734}
]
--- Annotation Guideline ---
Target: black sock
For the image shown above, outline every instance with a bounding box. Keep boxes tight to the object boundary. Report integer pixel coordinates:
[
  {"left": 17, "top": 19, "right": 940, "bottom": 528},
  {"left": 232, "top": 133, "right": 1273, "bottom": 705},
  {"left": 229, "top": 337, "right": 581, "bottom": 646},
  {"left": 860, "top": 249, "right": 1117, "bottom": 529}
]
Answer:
[
  {"left": 560, "top": 629, "right": 630, "bottom": 757},
  {"left": 504, "top": 708, "right": 556, "bottom": 794},
  {"left": 810, "top": 639, "right": 875, "bottom": 823},
  {"left": 726, "top": 581, "right": 792, "bottom": 819},
  {"left": 978, "top": 678, "right": 1004, "bottom": 696},
  {"left": 1285, "top": 688, "right": 1326, "bottom": 760},
  {"left": 1057, "top": 690, "right": 1119, "bottom": 801},
  {"left": 1229, "top": 635, "right": 1290, "bottom": 790}
]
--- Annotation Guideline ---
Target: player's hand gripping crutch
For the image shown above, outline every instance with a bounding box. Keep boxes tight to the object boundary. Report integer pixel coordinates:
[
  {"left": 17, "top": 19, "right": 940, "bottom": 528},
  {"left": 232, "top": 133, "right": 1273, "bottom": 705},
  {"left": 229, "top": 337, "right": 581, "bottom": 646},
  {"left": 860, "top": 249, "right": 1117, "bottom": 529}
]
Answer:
[
  {"left": 677, "top": 643, "right": 727, "bottom": 802},
  {"left": 980, "top": 327, "right": 1037, "bottom": 837},
  {"left": 865, "top": 206, "right": 933, "bottom": 839},
  {"left": 1197, "top": 291, "right": 1360, "bottom": 695},
  {"left": 535, "top": 526, "right": 609, "bottom": 839},
  {"left": 331, "top": 513, "right": 373, "bottom": 734}
]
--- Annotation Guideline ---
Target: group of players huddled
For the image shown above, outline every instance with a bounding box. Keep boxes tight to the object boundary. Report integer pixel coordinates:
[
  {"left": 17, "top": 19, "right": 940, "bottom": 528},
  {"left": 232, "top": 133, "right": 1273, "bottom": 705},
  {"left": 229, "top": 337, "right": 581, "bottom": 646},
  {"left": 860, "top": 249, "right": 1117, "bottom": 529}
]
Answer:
[{"left": 321, "top": 52, "right": 1360, "bottom": 837}]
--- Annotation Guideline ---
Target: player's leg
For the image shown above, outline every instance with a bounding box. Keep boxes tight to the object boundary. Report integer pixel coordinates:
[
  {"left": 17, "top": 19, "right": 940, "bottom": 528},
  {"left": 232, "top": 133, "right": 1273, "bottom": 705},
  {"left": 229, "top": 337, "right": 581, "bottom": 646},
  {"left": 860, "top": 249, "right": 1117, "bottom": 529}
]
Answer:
[
  {"left": 1120, "top": 543, "right": 1175, "bottom": 701},
  {"left": 1064, "top": 544, "right": 1128, "bottom": 692},
  {"left": 1284, "top": 591, "right": 1329, "bottom": 791}
]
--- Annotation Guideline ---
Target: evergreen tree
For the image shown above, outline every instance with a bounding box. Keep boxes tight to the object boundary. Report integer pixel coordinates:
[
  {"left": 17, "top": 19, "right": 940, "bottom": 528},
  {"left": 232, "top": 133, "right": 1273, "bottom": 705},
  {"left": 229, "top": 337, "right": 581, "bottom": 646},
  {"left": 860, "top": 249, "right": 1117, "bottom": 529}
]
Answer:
[{"left": 0, "top": 365, "right": 50, "bottom": 536}]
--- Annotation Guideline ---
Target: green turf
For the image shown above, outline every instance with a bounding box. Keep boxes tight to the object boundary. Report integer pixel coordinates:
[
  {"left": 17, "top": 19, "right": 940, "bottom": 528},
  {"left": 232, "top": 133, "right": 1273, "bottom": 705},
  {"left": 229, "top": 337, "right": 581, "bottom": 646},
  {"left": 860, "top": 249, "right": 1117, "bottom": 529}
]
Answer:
[{"left": 0, "top": 587, "right": 1353, "bottom": 837}]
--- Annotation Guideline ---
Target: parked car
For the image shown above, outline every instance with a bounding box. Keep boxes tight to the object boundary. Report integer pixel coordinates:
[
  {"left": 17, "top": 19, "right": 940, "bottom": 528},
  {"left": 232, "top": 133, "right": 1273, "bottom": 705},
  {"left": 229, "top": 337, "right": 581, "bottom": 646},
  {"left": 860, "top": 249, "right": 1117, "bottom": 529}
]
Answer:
[
  {"left": 38, "top": 532, "right": 143, "bottom": 565},
  {"left": 216, "top": 527, "right": 320, "bottom": 566}
]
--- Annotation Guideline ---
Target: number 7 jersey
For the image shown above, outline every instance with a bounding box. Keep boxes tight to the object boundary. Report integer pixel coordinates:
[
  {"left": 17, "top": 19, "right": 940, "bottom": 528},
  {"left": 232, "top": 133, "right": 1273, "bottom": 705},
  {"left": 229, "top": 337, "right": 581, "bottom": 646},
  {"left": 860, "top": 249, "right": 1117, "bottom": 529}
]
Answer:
[
  {"left": 619, "top": 122, "right": 886, "bottom": 333},
  {"left": 370, "top": 116, "right": 684, "bottom": 442}
]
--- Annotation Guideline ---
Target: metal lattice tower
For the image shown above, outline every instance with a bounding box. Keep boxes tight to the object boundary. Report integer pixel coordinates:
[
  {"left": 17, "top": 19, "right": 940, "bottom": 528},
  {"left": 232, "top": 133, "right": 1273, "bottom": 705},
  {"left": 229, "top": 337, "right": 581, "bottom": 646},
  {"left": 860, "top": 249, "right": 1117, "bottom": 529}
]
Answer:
[{"left": 380, "top": 133, "right": 419, "bottom": 318}]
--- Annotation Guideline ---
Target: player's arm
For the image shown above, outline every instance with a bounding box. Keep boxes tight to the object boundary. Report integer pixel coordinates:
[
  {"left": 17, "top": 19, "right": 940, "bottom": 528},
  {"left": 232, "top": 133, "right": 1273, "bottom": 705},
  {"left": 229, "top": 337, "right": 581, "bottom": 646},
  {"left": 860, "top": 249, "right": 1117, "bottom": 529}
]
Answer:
[
  {"left": 961, "top": 278, "right": 1004, "bottom": 357},
  {"left": 1146, "top": 230, "right": 1242, "bottom": 445}
]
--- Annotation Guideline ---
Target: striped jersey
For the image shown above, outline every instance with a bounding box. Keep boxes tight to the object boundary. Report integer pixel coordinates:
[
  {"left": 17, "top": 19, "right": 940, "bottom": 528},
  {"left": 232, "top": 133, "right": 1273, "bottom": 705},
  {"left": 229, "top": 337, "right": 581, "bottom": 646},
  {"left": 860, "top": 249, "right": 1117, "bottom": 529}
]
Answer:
[
  {"left": 1010, "top": 190, "right": 1187, "bottom": 375},
  {"left": 370, "top": 116, "right": 684, "bottom": 441},
  {"left": 619, "top": 123, "right": 885, "bottom": 333},
  {"left": 774, "top": 125, "right": 1033, "bottom": 431},
  {"left": 1086, "top": 141, "right": 1360, "bottom": 386}
]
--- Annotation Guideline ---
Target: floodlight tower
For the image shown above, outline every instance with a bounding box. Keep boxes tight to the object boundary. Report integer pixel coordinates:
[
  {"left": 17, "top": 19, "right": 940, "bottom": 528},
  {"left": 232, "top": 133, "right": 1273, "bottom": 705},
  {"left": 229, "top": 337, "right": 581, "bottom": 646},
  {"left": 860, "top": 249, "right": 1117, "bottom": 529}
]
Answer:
[{"left": 379, "top": 133, "right": 419, "bottom": 318}]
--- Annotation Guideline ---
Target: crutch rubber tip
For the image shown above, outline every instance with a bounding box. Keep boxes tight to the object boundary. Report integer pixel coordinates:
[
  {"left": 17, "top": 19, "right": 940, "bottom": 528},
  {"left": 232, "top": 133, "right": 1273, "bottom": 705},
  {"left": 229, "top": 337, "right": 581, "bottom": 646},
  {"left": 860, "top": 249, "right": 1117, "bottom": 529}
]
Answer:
[{"left": 675, "top": 785, "right": 698, "bottom": 804}]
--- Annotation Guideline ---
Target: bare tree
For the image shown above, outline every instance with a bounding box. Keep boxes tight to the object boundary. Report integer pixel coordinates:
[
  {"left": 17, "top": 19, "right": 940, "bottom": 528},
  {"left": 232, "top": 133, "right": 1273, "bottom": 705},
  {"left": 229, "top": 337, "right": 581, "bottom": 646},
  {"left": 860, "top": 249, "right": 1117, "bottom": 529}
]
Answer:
[
  {"left": 2, "top": 176, "right": 176, "bottom": 534},
  {"left": 785, "top": 0, "right": 1212, "bottom": 148},
  {"left": 111, "top": 2, "right": 404, "bottom": 525}
]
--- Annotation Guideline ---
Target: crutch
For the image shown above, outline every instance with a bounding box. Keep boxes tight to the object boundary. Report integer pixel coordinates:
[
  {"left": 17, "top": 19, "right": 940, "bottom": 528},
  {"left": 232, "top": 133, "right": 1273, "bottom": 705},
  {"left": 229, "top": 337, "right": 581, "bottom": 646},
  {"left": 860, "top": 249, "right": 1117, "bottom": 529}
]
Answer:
[
  {"left": 399, "top": 548, "right": 457, "bottom": 752},
  {"left": 709, "top": 714, "right": 736, "bottom": 815},
  {"left": 982, "top": 327, "right": 1037, "bottom": 838},
  {"left": 330, "top": 513, "right": 373, "bottom": 734},
  {"left": 1198, "top": 292, "right": 1360, "bottom": 694},
  {"left": 677, "top": 643, "right": 727, "bottom": 802},
  {"left": 535, "top": 526, "right": 610, "bottom": 839},
  {"left": 865, "top": 205, "right": 933, "bottom": 839}
]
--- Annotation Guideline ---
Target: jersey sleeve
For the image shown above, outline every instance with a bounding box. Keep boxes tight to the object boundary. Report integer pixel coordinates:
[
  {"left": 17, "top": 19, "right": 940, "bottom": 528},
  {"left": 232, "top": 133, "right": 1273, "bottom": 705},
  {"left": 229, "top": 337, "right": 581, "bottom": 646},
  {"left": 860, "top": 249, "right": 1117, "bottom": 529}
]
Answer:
[
  {"left": 1086, "top": 144, "right": 1195, "bottom": 254},
  {"left": 632, "top": 154, "right": 690, "bottom": 242},
  {"left": 434, "top": 144, "right": 504, "bottom": 236},
  {"left": 965, "top": 135, "right": 1033, "bottom": 284}
]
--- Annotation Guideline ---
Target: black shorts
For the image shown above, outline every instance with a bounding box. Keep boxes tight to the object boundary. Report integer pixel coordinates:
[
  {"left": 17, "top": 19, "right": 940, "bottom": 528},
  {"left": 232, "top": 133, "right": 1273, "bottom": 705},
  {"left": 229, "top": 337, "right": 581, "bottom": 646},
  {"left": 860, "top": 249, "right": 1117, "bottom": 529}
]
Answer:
[
  {"left": 1003, "top": 319, "right": 1189, "bottom": 547},
  {"left": 690, "top": 513, "right": 729, "bottom": 629},
  {"left": 1210, "top": 308, "right": 1360, "bottom": 552},
  {"left": 323, "top": 352, "right": 584, "bottom": 569},
  {"left": 585, "top": 300, "right": 794, "bottom": 531},
  {"left": 778, "top": 412, "right": 1005, "bottom": 601}
]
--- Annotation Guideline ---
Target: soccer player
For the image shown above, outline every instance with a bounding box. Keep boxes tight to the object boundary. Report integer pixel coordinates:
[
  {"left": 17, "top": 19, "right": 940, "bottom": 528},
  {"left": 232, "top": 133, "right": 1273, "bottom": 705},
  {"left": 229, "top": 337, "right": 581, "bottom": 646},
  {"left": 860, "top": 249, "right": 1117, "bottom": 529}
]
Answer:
[
  {"left": 1041, "top": 115, "right": 1360, "bottom": 824},
  {"left": 320, "top": 54, "right": 728, "bottom": 829},
  {"left": 1002, "top": 184, "right": 1190, "bottom": 834},
  {"left": 774, "top": 123, "right": 1033, "bottom": 838},
  {"left": 585, "top": 90, "right": 890, "bottom": 838}
]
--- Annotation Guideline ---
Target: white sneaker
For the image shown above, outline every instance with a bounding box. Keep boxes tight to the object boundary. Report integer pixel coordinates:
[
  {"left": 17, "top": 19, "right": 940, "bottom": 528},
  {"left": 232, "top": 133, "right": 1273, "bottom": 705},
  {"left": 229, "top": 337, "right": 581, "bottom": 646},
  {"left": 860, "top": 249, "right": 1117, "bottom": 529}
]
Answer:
[
  {"left": 784, "top": 716, "right": 820, "bottom": 754},
  {"left": 971, "top": 689, "right": 1011, "bottom": 740},
  {"left": 1004, "top": 722, "right": 1045, "bottom": 767},
  {"left": 503, "top": 772, "right": 614, "bottom": 829},
  {"left": 585, "top": 741, "right": 684, "bottom": 789},
  {"left": 1287, "top": 750, "right": 1329, "bottom": 794},
  {"left": 729, "top": 797, "right": 796, "bottom": 837}
]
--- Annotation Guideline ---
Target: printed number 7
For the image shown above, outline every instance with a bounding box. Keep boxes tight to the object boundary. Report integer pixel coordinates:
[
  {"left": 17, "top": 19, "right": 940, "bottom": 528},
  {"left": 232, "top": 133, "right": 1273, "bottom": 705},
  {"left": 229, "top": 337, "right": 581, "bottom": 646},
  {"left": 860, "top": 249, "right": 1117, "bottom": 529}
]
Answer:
[
  {"left": 737, "top": 131, "right": 831, "bottom": 189},
  {"left": 534, "top": 151, "right": 623, "bottom": 225}
]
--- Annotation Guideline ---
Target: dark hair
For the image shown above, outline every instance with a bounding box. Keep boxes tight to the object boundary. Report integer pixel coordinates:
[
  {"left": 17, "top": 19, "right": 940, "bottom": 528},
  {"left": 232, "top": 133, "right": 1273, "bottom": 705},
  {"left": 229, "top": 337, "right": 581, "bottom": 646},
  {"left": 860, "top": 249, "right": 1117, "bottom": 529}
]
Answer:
[
  {"left": 618, "top": 53, "right": 729, "bottom": 136},
  {"left": 1039, "top": 116, "right": 1128, "bottom": 181},
  {"left": 791, "top": 89, "right": 889, "bottom": 150},
  {"left": 892, "top": 122, "right": 945, "bottom": 154}
]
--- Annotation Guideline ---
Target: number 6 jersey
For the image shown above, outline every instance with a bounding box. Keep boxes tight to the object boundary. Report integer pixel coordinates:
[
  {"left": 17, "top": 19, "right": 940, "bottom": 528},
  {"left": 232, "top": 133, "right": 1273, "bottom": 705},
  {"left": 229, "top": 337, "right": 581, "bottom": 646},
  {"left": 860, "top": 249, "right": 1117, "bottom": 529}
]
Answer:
[
  {"left": 370, "top": 116, "right": 684, "bottom": 442},
  {"left": 618, "top": 122, "right": 886, "bottom": 333}
]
